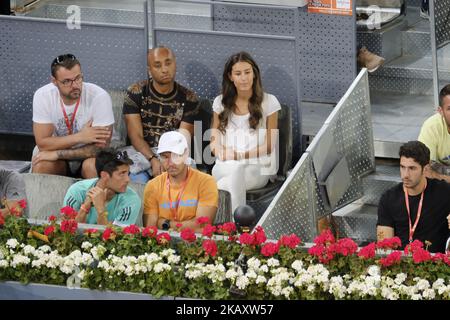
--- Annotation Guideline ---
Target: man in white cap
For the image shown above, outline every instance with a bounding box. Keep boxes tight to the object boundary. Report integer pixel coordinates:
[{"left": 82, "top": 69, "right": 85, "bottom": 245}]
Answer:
[{"left": 143, "top": 131, "right": 218, "bottom": 232}]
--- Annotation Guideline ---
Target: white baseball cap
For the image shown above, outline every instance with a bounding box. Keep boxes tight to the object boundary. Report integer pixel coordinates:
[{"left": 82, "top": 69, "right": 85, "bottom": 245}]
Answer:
[{"left": 156, "top": 131, "right": 188, "bottom": 155}]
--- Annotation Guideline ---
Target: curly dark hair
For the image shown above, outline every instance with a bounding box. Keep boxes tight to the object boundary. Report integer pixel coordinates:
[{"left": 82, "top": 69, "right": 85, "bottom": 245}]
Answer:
[
  {"left": 399, "top": 141, "right": 430, "bottom": 168},
  {"left": 219, "top": 51, "right": 263, "bottom": 133}
]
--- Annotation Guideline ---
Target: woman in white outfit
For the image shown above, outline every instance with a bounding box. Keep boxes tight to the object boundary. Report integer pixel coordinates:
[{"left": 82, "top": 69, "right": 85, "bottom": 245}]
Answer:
[{"left": 210, "top": 51, "right": 281, "bottom": 213}]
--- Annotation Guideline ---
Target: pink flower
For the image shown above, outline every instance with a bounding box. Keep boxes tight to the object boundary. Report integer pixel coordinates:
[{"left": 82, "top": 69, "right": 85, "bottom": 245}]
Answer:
[
  {"left": 48, "top": 215, "right": 57, "bottom": 222},
  {"left": 202, "top": 224, "right": 217, "bottom": 238},
  {"left": 196, "top": 217, "right": 210, "bottom": 225},
  {"left": 9, "top": 207, "right": 20, "bottom": 217},
  {"left": 313, "top": 229, "right": 335, "bottom": 246},
  {"left": 60, "top": 206, "right": 78, "bottom": 220},
  {"left": 239, "top": 233, "right": 254, "bottom": 245},
  {"left": 142, "top": 226, "right": 158, "bottom": 238},
  {"left": 202, "top": 240, "right": 218, "bottom": 257},
  {"left": 432, "top": 253, "right": 450, "bottom": 266},
  {"left": 253, "top": 226, "right": 267, "bottom": 245},
  {"left": 176, "top": 223, "right": 183, "bottom": 229},
  {"left": 358, "top": 243, "right": 376, "bottom": 259},
  {"left": 44, "top": 225, "right": 55, "bottom": 236},
  {"left": 219, "top": 222, "right": 237, "bottom": 235},
  {"left": 180, "top": 228, "right": 197, "bottom": 243},
  {"left": 157, "top": 232, "right": 171, "bottom": 245},
  {"left": 412, "top": 247, "right": 432, "bottom": 264},
  {"left": 376, "top": 237, "right": 402, "bottom": 250},
  {"left": 261, "top": 242, "right": 279, "bottom": 257},
  {"left": 278, "top": 234, "right": 301, "bottom": 249},
  {"left": 334, "top": 238, "right": 358, "bottom": 256},
  {"left": 60, "top": 219, "right": 78, "bottom": 235},
  {"left": 17, "top": 199, "right": 27, "bottom": 209},
  {"left": 123, "top": 224, "right": 140, "bottom": 235},
  {"left": 379, "top": 251, "right": 402, "bottom": 267}
]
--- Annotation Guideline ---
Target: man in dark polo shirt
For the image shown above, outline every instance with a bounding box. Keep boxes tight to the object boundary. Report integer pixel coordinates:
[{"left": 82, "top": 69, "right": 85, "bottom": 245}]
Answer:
[
  {"left": 123, "top": 46, "right": 200, "bottom": 183},
  {"left": 377, "top": 141, "right": 450, "bottom": 253}
]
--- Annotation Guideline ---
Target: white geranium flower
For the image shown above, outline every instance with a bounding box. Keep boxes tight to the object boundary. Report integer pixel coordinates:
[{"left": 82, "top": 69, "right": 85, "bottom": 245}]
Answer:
[
  {"left": 394, "top": 273, "right": 407, "bottom": 285},
  {"left": 81, "top": 242, "right": 93, "bottom": 250},
  {"left": 415, "top": 279, "right": 430, "bottom": 291},
  {"left": 281, "top": 286, "right": 294, "bottom": 299},
  {"left": 6, "top": 239, "right": 19, "bottom": 249},
  {"left": 256, "top": 275, "right": 267, "bottom": 284},
  {"left": 23, "top": 245, "right": 36, "bottom": 256},
  {"left": 291, "top": 260, "right": 304, "bottom": 272},
  {"left": 0, "top": 260, "right": 8, "bottom": 268},
  {"left": 422, "top": 288, "right": 435, "bottom": 300},
  {"left": 367, "top": 265, "right": 380, "bottom": 277},
  {"left": 247, "top": 257, "right": 261, "bottom": 270},
  {"left": 236, "top": 275, "right": 249, "bottom": 290},
  {"left": 38, "top": 245, "right": 51, "bottom": 253},
  {"left": 267, "top": 258, "right": 280, "bottom": 267}
]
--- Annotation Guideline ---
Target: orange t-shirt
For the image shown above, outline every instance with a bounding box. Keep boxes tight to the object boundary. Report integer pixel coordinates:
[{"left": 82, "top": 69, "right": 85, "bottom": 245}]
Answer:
[{"left": 143, "top": 168, "right": 218, "bottom": 222}]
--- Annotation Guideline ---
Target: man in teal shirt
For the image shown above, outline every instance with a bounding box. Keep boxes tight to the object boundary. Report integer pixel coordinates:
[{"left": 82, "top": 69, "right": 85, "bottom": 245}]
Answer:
[{"left": 63, "top": 149, "right": 141, "bottom": 225}]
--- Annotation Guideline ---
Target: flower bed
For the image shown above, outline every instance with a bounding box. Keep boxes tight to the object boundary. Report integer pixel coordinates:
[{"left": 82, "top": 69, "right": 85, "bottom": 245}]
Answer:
[{"left": 0, "top": 207, "right": 449, "bottom": 300}]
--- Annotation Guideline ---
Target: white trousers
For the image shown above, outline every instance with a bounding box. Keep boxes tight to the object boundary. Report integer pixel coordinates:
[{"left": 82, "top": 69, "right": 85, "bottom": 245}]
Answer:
[{"left": 212, "top": 161, "right": 269, "bottom": 214}]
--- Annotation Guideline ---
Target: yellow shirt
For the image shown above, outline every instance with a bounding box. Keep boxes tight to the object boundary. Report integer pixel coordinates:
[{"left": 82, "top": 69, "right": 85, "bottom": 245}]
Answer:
[
  {"left": 143, "top": 168, "right": 218, "bottom": 222},
  {"left": 418, "top": 113, "right": 450, "bottom": 165}
]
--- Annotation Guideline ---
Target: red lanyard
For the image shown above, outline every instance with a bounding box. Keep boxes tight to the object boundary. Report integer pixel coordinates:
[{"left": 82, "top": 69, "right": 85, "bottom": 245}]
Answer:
[
  {"left": 59, "top": 97, "right": 80, "bottom": 135},
  {"left": 166, "top": 168, "right": 190, "bottom": 221},
  {"left": 403, "top": 180, "right": 427, "bottom": 243}
]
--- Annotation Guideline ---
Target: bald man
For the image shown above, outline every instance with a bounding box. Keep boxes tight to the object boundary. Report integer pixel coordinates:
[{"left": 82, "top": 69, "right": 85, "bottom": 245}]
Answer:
[{"left": 122, "top": 47, "right": 200, "bottom": 183}]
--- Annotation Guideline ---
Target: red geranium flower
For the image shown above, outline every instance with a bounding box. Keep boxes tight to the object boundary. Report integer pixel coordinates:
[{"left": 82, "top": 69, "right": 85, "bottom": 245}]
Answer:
[
  {"left": 218, "top": 222, "right": 237, "bottom": 235},
  {"left": 379, "top": 251, "right": 402, "bottom": 267},
  {"left": 180, "top": 228, "right": 197, "bottom": 243},
  {"left": 9, "top": 207, "right": 21, "bottom": 217},
  {"left": 261, "top": 242, "right": 279, "bottom": 257},
  {"left": 123, "top": 224, "right": 140, "bottom": 235},
  {"left": 142, "top": 226, "right": 158, "bottom": 238},
  {"left": 404, "top": 239, "right": 424, "bottom": 255},
  {"left": 432, "top": 253, "right": 450, "bottom": 266},
  {"left": 0, "top": 213, "right": 4, "bottom": 226},
  {"left": 334, "top": 238, "right": 358, "bottom": 256},
  {"left": 157, "top": 232, "right": 171, "bottom": 245},
  {"left": 239, "top": 233, "right": 254, "bottom": 245},
  {"left": 102, "top": 228, "right": 114, "bottom": 241},
  {"left": 202, "top": 224, "right": 217, "bottom": 238},
  {"left": 358, "top": 242, "right": 376, "bottom": 259},
  {"left": 313, "top": 229, "right": 335, "bottom": 246},
  {"left": 412, "top": 247, "right": 432, "bottom": 264},
  {"left": 60, "top": 206, "right": 78, "bottom": 220},
  {"left": 60, "top": 219, "right": 78, "bottom": 235},
  {"left": 253, "top": 226, "right": 267, "bottom": 245},
  {"left": 278, "top": 234, "right": 301, "bottom": 249},
  {"left": 44, "top": 225, "right": 55, "bottom": 236},
  {"left": 376, "top": 237, "right": 402, "bottom": 250},
  {"left": 196, "top": 217, "right": 210, "bottom": 225},
  {"left": 84, "top": 228, "right": 98, "bottom": 235},
  {"left": 17, "top": 199, "right": 27, "bottom": 209},
  {"left": 176, "top": 223, "right": 183, "bottom": 229},
  {"left": 48, "top": 215, "right": 57, "bottom": 222},
  {"left": 308, "top": 244, "right": 335, "bottom": 264},
  {"left": 202, "top": 239, "right": 218, "bottom": 257}
]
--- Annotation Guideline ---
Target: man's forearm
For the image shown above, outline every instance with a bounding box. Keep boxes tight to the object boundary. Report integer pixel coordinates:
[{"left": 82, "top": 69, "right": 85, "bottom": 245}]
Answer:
[
  {"left": 56, "top": 144, "right": 102, "bottom": 160},
  {"left": 131, "top": 136, "right": 154, "bottom": 159}
]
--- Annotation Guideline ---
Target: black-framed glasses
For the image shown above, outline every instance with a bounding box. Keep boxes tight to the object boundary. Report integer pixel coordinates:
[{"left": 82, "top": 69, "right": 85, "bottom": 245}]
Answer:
[
  {"left": 57, "top": 74, "right": 83, "bottom": 87},
  {"left": 51, "top": 54, "right": 76, "bottom": 67},
  {"left": 115, "top": 150, "right": 129, "bottom": 161}
]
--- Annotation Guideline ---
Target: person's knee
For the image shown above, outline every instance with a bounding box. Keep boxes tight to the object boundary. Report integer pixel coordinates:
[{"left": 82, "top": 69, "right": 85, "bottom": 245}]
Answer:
[
  {"left": 32, "top": 161, "right": 66, "bottom": 175},
  {"left": 81, "top": 158, "right": 97, "bottom": 178}
]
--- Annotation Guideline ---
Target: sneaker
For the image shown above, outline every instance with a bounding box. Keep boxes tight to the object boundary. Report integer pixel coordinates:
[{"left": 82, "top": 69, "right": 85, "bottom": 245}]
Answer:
[
  {"left": 357, "top": 46, "right": 385, "bottom": 73},
  {"left": 420, "top": 7, "right": 429, "bottom": 19}
]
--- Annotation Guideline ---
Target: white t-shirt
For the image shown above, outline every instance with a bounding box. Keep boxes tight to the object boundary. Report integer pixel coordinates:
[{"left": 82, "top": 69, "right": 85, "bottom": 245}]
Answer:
[
  {"left": 212, "top": 92, "right": 281, "bottom": 167},
  {"left": 32, "top": 82, "right": 114, "bottom": 138}
]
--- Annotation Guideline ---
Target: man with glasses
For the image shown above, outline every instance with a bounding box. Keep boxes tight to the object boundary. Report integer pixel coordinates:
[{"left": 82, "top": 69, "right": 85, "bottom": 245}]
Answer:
[
  {"left": 143, "top": 131, "right": 218, "bottom": 232},
  {"left": 123, "top": 46, "right": 200, "bottom": 183},
  {"left": 63, "top": 148, "right": 141, "bottom": 226},
  {"left": 32, "top": 53, "right": 114, "bottom": 178}
]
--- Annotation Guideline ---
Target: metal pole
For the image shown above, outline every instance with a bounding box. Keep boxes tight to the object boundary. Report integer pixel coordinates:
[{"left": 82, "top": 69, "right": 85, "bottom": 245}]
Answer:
[
  {"left": 430, "top": 0, "right": 439, "bottom": 108},
  {"left": 144, "top": 0, "right": 149, "bottom": 51},
  {"left": 293, "top": 7, "right": 302, "bottom": 156},
  {"left": 149, "top": 0, "right": 156, "bottom": 49}
]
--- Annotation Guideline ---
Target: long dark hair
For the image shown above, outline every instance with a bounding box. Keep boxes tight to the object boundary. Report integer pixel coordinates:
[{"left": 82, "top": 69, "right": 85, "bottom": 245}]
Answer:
[{"left": 219, "top": 51, "right": 263, "bottom": 133}]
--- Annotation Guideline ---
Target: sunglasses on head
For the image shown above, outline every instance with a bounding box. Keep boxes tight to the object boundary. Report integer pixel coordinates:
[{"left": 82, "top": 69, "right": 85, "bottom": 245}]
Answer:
[
  {"left": 115, "top": 150, "right": 130, "bottom": 161},
  {"left": 52, "top": 54, "right": 76, "bottom": 66}
]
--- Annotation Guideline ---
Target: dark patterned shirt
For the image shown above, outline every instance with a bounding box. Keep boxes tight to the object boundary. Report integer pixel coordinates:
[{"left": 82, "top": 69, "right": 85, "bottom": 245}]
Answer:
[{"left": 122, "top": 79, "right": 200, "bottom": 148}]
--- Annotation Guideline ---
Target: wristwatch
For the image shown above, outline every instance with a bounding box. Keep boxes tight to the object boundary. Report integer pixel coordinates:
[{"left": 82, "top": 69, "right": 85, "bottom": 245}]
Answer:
[
  {"left": 162, "top": 219, "right": 171, "bottom": 230},
  {"left": 148, "top": 155, "right": 157, "bottom": 162}
]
